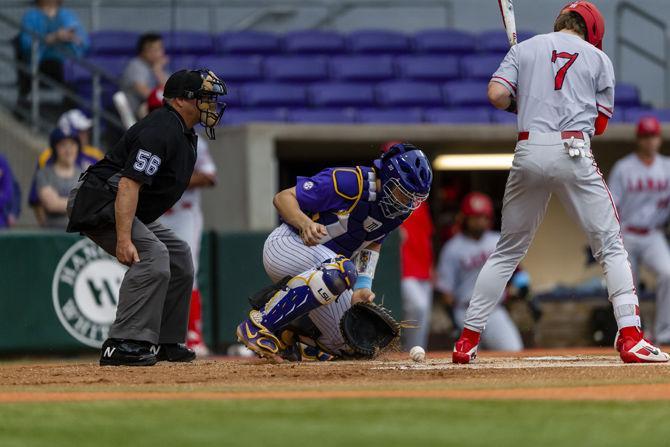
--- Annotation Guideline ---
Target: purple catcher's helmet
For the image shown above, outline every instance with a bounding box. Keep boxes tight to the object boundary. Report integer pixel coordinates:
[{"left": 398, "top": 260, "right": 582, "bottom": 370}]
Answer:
[{"left": 374, "top": 142, "right": 432, "bottom": 219}]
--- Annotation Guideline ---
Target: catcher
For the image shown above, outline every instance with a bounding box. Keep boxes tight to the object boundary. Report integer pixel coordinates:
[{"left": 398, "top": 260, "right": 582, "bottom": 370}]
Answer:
[{"left": 236, "top": 143, "right": 433, "bottom": 361}]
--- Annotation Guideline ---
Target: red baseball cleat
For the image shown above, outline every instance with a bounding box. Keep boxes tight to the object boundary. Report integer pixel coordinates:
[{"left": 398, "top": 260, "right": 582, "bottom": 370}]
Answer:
[
  {"left": 615, "top": 327, "right": 670, "bottom": 363},
  {"left": 452, "top": 327, "right": 481, "bottom": 364}
]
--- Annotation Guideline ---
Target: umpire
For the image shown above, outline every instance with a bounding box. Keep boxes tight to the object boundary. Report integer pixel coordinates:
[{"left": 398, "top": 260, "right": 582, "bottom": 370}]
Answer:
[{"left": 67, "top": 69, "right": 227, "bottom": 366}]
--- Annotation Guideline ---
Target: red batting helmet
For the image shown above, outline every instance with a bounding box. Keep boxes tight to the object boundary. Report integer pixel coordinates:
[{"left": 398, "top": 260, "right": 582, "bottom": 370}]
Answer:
[
  {"left": 559, "top": 1, "right": 605, "bottom": 50},
  {"left": 637, "top": 116, "right": 661, "bottom": 137},
  {"left": 460, "top": 192, "right": 494, "bottom": 218}
]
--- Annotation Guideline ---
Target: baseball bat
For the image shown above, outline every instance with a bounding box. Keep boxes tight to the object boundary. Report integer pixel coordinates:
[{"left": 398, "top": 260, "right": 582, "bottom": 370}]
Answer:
[{"left": 497, "top": 0, "right": 518, "bottom": 47}]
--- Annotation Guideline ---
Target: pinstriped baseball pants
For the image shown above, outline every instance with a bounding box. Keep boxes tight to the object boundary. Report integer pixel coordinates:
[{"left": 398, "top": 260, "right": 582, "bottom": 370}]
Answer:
[{"left": 263, "top": 223, "right": 353, "bottom": 354}]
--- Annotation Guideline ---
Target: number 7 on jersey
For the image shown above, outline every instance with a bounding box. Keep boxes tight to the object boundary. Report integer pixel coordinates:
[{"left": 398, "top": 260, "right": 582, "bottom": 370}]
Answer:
[{"left": 552, "top": 50, "right": 579, "bottom": 90}]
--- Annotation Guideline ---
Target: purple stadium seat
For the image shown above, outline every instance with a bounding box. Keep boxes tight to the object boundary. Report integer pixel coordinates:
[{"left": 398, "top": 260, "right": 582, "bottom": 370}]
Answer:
[
  {"left": 221, "top": 108, "right": 286, "bottom": 125},
  {"left": 615, "top": 84, "right": 641, "bottom": 107},
  {"left": 329, "top": 56, "right": 395, "bottom": 82},
  {"left": 65, "top": 56, "right": 129, "bottom": 84},
  {"left": 241, "top": 83, "right": 307, "bottom": 107},
  {"left": 169, "top": 55, "right": 197, "bottom": 71},
  {"left": 490, "top": 109, "right": 518, "bottom": 125},
  {"left": 347, "top": 30, "right": 410, "bottom": 54},
  {"left": 89, "top": 31, "right": 139, "bottom": 55},
  {"left": 413, "top": 29, "right": 477, "bottom": 54},
  {"left": 624, "top": 108, "right": 670, "bottom": 123},
  {"left": 478, "top": 30, "right": 535, "bottom": 53},
  {"left": 396, "top": 55, "right": 460, "bottom": 82},
  {"left": 287, "top": 109, "right": 356, "bottom": 124},
  {"left": 424, "top": 108, "right": 491, "bottom": 124},
  {"left": 162, "top": 31, "right": 213, "bottom": 55},
  {"left": 608, "top": 107, "right": 629, "bottom": 123},
  {"left": 194, "top": 56, "right": 263, "bottom": 82},
  {"left": 264, "top": 56, "right": 329, "bottom": 82},
  {"left": 309, "top": 83, "right": 376, "bottom": 107},
  {"left": 357, "top": 108, "right": 423, "bottom": 124},
  {"left": 220, "top": 85, "right": 241, "bottom": 106},
  {"left": 283, "top": 30, "right": 345, "bottom": 54},
  {"left": 220, "top": 31, "right": 280, "bottom": 54},
  {"left": 376, "top": 81, "right": 444, "bottom": 107},
  {"left": 443, "top": 81, "right": 490, "bottom": 107},
  {"left": 461, "top": 54, "right": 504, "bottom": 80}
]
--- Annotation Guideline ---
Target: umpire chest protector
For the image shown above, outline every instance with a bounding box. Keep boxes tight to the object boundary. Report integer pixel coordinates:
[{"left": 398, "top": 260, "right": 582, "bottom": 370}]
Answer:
[{"left": 316, "top": 166, "right": 406, "bottom": 258}]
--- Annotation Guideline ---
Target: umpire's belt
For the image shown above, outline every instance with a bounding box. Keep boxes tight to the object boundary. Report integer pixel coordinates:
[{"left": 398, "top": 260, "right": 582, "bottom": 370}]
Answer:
[{"left": 517, "top": 131, "right": 585, "bottom": 142}]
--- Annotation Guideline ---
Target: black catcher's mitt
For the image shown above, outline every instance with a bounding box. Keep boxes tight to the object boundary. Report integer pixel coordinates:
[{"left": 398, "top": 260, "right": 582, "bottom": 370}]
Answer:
[{"left": 340, "top": 302, "right": 401, "bottom": 359}]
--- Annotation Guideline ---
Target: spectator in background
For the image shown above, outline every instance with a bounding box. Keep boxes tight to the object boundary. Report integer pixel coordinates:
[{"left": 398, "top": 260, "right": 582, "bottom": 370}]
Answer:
[
  {"left": 436, "top": 192, "right": 523, "bottom": 352},
  {"left": 35, "top": 127, "right": 83, "bottom": 229},
  {"left": 0, "top": 153, "right": 20, "bottom": 229},
  {"left": 29, "top": 109, "right": 103, "bottom": 226},
  {"left": 121, "top": 33, "right": 169, "bottom": 117},
  {"left": 18, "top": 0, "right": 89, "bottom": 97}
]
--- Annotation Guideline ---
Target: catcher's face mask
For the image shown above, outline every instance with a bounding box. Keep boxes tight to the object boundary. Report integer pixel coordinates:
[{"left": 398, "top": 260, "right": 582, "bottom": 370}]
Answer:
[{"left": 190, "top": 70, "right": 227, "bottom": 140}]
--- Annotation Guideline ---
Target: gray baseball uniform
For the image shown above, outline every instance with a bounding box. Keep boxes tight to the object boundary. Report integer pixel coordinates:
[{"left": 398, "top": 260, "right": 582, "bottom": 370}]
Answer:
[
  {"left": 437, "top": 231, "right": 523, "bottom": 351},
  {"left": 463, "top": 31, "right": 641, "bottom": 334},
  {"left": 609, "top": 153, "right": 670, "bottom": 342}
]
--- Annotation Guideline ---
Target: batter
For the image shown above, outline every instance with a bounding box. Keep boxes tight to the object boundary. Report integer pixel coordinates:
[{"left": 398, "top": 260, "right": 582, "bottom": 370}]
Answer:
[{"left": 453, "top": 1, "right": 669, "bottom": 364}]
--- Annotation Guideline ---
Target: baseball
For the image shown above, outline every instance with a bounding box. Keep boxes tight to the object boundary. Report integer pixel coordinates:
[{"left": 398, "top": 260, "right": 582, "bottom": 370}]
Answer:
[{"left": 409, "top": 346, "right": 426, "bottom": 363}]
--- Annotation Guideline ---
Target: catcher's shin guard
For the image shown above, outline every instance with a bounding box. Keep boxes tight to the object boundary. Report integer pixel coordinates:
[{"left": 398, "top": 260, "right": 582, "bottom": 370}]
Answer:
[{"left": 259, "top": 256, "right": 357, "bottom": 333}]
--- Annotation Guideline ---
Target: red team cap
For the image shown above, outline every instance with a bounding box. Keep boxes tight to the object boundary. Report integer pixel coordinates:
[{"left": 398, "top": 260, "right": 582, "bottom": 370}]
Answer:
[
  {"left": 560, "top": 1, "right": 605, "bottom": 50},
  {"left": 147, "top": 87, "right": 164, "bottom": 112},
  {"left": 460, "top": 192, "right": 494, "bottom": 219},
  {"left": 637, "top": 116, "right": 662, "bottom": 137}
]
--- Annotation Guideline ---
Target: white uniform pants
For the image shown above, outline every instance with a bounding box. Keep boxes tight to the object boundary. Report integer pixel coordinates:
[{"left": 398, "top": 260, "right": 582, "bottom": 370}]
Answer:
[
  {"left": 401, "top": 278, "right": 432, "bottom": 349},
  {"left": 159, "top": 207, "right": 203, "bottom": 289},
  {"left": 464, "top": 132, "right": 638, "bottom": 332},
  {"left": 455, "top": 306, "right": 523, "bottom": 351},
  {"left": 623, "top": 229, "right": 670, "bottom": 342}
]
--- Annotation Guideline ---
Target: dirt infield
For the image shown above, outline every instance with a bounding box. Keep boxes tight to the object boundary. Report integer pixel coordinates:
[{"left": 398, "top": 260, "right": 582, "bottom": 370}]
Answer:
[{"left": 2, "top": 348, "right": 670, "bottom": 403}]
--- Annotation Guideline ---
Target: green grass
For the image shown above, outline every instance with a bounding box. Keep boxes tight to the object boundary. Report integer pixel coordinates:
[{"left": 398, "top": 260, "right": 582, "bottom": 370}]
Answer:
[{"left": 1, "top": 399, "right": 670, "bottom": 447}]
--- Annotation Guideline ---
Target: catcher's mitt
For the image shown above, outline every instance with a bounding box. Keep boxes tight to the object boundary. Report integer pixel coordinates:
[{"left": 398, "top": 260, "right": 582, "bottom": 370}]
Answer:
[{"left": 340, "top": 302, "right": 400, "bottom": 359}]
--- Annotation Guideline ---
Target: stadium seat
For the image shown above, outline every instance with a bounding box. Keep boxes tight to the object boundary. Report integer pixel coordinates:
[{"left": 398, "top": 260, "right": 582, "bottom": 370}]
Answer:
[
  {"left": 169, "top": 55, "right": 197, "bottom": 71},
  {"left": 376, "top": 81, "right": 444, "bottom": 107},
  {"left": 625, "top": 108, "right": 670, "bottom": 123},
  {"left": 615, "top": 84, "right": 641, "bottom": 107},
  {"left": 413, "top": 29, "right": 477, "bottom": 54},
  {"left": 477, "top": 30, "right": 535, "bottom": 53},
  {"left": 195, "top": 56, "right": 263, "bottom": 82},
  {"left": 264, "top": 56, "right": 329, "bottom": 82},
  {"left": 309, "top": 83, "right": 376, "bottom": 107},
  {"left": 347, "top": 29, "right": 410, "bottom": 54},
  {"left": 220, "top": 31, "right": 281, "bottom": 54},
  {"left": 460, "top": 54, "right": 504, "bottom": 80},
  {"left": 220, "top": 108, "right": 286, "bottom": 125},
  {"left": 287, "top": 108, "right": 356, "bottom": 124},
  {"left": 424, "top": 108, "right": 491, "bottom": 124},
  {"left": 162, "top": 31, "right": 213, "bottom": 55},
  {"left": 65, "top": 56, "right": 129, "bottom": 84},
  {"left": 395, "top": 55, "right": 460, "bottom": 82},
  {"left": 329, "top": 56, "right": 395, "bottom": 82},
  {"left": 443, "top": 81, "right": 490, "bottom": 107},
  {"left": 490, "top": 109, "right": 518, "bottom": 124},
  {"left": 357, "top": 108, "right": 423, "bottom": 123},
  {"left": 283, "top": 30, "right": 346, "bottom": 54},
  {"left": 241, "top": 83, "right": 307, "bottom": 107},
  {"left": 89, "top": 30, "right": 139, "bottom": 55}
]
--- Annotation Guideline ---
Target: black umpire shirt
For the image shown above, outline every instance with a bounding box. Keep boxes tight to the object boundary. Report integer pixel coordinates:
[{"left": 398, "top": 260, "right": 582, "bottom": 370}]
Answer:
[{"left": 67, "top": 104, "right": 197, "bottom": 232}]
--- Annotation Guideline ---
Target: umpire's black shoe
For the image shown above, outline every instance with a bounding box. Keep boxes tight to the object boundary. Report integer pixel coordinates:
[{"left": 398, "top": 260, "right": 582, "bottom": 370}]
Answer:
[
  {"left": 155, "top": 343, "right": 196, "bottom": 362},
  {"left": 99, "top": 338, "right": 158, "bottom": 366}
]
